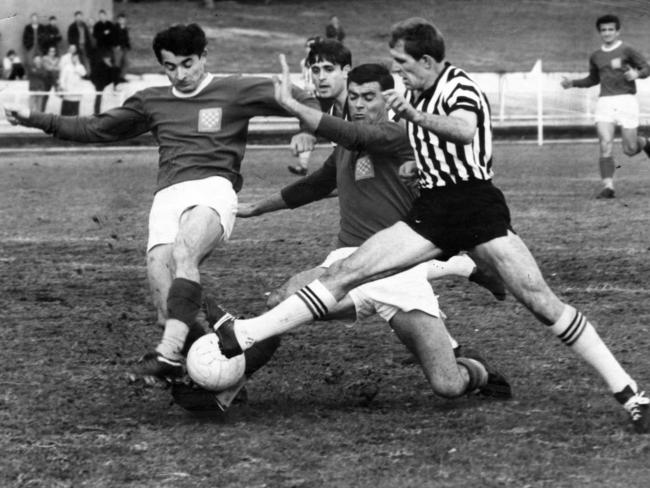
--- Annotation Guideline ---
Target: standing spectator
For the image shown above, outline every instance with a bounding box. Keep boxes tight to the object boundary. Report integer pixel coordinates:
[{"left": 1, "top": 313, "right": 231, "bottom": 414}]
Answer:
[
  {"left": 2, "top": 50, "right": 25, "bottom": 80},
  {"left": 325, "top": 15, "right": 345, "bottom": 42},
  {"left": 92, "top": 9, "right": 116, "bottom": 59},
  {"left": 67, "top": 11, "right": 92, "bottom": 75},
  {"left": 27, "top": 55, "right": 50, "bottom": 112},
  {"left": 113, "top": 13, "right": 131, "bottom": 83},
  {"left": 58, "top": 51, "right": 87, "bottom": 115},
  {"left": 561, "top": 14, "right": 650, "bottom": 199},
  {"left": 90, "top": 52, "right": 119, "bottom": 114},
  {"left": 42, "top": 16, "right": 63, "bottom": 52},
  {"left": 22, "top": 13, "right": 46, "bottom": 61}
]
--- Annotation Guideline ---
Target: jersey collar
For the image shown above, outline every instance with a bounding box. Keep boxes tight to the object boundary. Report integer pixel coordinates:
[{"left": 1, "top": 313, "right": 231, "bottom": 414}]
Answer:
[
  {"left": 601, "top": 40, "right": 622, "bottom": 52},
  {"left": 172, "top": 73, "right": 214, "bottom": 98}
]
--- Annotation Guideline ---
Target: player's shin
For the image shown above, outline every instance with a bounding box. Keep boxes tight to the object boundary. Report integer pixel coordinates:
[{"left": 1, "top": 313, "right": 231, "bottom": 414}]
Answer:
[
  {"left": 157, "top": 277, "right": 203, "bottom": 360},
  {"left": 549, "top": 305, "right": 632, "bottom": 394},
  {"left": 229, "top": 280, "right": 338, "bottom": 352}
]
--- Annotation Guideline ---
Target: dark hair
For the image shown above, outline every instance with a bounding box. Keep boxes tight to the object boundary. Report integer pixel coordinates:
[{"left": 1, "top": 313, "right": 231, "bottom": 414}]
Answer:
[
  {"left": 306, "top": 38, "right": 351, "bottom": 68},
  {"left": 117, "top": 13, "right": 126, "bottom": 19},
  {"left": 389, "top": 17, "right": 445, "bottom": 62},
  {"left": 49, "top": 16, "right": 57, "bottom": 21},
  {"left": 74, "top": 11, "right": 82, "bottom": 17},
  {"left": 7, "top": 49, "right": 15, "bottom": 56},
  {"left": 153, "top": 24, "right": 207, "bottom": 63},
  {"left": 98, "top": 9, "right": 106, "bottom": 15},
  {"left": 596, "top": 14, "right": 620, "bottom": 30},
  {"left": 348, "top": 63, "right": 394, "bottom": 91}
]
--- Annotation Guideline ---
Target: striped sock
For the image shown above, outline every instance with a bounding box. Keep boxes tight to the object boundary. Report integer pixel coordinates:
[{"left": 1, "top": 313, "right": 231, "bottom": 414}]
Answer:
[
  {"left": 233, "top": 280, "right": 338, "bottom": 347},
  {"left": 456, "top": 357, "right": 488, "bottom": 394},
  {"left": 549, "top": 305, "right": 632, "bottom": 393}
]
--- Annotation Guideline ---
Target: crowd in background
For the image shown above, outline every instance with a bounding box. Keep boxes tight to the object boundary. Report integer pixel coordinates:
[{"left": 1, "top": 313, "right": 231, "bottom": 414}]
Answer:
[{"left": 1, "top": 9, "right": 131, "bottom": 115}]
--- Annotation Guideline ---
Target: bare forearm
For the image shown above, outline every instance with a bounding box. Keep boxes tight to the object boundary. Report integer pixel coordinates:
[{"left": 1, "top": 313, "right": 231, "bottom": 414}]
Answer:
[
  {"left": 410, "top": 110, "right": 476, "bottom": 144},
  {"left": 282, "top": 98, "right": 324, "bottom": 133}
]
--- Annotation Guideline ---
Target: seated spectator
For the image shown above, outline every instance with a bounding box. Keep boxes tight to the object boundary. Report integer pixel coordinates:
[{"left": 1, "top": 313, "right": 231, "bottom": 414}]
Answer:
[
  {"left": 28, "top": 55, "right": 50, "bottom": 112},
  {"left": 2, "top": 50, "right": 26, "bottom": 80}
]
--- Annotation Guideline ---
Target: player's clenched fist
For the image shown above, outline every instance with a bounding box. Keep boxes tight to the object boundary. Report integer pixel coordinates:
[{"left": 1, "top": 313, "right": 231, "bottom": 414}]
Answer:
[
  {"left": 382, "top": 89, "right": 417, "bottom": 120},
  {"left": 3, "top": 104, "right": 30, "bottom": 125}
]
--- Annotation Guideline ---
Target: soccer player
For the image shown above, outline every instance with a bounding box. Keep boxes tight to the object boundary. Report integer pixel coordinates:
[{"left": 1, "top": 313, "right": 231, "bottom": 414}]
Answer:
[
  {"left": 288, "top": 39, "right": 351, "bottom": 176},
  {"left": 236, "top": 63, "right": 511, "bottom": 401},
  {"left": 3, "top": 23, "right": 319, "bottom": 386},
  {"left": 210, "top": 19, "right": 649, "bottom": 433},
  {"left": 561, "top": 14, "right": 650, "bottom": 199}
]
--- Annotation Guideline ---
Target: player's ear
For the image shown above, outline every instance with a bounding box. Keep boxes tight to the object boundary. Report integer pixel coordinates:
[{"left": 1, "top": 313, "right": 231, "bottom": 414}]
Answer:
[
  {"left": 342, "top": 64, "right": 351, "bottom": 80},
  {"left": 420, "top": 54, "right": 435, "bottom": 69}
]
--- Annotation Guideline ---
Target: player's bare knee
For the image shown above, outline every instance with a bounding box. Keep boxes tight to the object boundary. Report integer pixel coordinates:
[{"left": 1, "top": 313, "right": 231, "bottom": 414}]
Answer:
[{"left": 431, "top": 377, "right": 465, "bottom": 399}]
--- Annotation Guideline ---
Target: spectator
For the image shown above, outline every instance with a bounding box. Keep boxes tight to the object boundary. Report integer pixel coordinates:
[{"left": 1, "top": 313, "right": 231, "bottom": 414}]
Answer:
[
  {"left": 325, "top": 15, "right": 345, "bottom": 42},
  {"left": 58, "top": 50, "right": 87, "bottom": 115},
  {"left": 67, "top": 11, "right": 92, "bottom": 75},
  {"left": 92, "top": 9, "right": 116, "bottom": 58},
  {"left": 2, "top": 50, "right": 26, "bottom": 80},
  {"left": 90, "top": 53, "right": 119, "bottom": 114},
  {"left": 28, "top": 55, "right": 50, "bottom": 112},
  {"left": 42, "top": 16, "right": 63, "bottom": 52},
  {"left": 113, "top": 13, "right": 131, "bottom": 82},
  {"left": 22, "top": 13, "right": 46, "bottom": 60},
  {"left": 42, "top": 46, "right": 61, "bottom": 102}
]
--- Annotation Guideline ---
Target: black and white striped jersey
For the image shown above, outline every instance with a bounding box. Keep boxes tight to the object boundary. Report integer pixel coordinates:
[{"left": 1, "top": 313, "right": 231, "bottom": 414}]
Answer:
[{"left": 406, "top": 63, "right": 494, "bottom": 188}]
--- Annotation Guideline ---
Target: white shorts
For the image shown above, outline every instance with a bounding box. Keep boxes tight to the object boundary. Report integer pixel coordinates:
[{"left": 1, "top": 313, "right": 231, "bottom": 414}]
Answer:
[
  {"left": 147, "top": 176, "right": 238, "bottom": 251},
  {"left": 595, "top": 94, "right": 639, "bottom": 129},
  {"left": 320, "top": 247, "right": 440, "bottom": 322}
]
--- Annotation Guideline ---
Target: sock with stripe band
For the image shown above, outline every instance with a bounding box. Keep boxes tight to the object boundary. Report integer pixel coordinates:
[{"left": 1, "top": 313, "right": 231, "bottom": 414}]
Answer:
[
  {"left": 549, "top": 305, "right": 632, "bottom": 394},
  {"left": 232, "top": 279, "right": 338, "bottom": 350}
]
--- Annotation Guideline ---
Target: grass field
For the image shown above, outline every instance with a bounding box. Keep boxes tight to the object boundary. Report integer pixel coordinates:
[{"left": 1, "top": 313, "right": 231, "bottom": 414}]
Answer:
[
  {"left": 118, "top": 0, "right": 650, "bottom": 74},
  {"left": 1, "top": 142, "right": 649, "bottom": 487}
]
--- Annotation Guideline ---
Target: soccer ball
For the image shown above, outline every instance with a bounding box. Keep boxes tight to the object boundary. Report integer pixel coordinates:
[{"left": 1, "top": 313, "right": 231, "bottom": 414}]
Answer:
[{"left": 186, "top": 334, "right": 246, "bottom": 391}]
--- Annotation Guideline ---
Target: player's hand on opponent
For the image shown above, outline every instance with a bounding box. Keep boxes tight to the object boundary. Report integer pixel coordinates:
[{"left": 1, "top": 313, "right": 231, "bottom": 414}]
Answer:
[
  {"left": 624, "top": 67, "right": 640, "bottom": 81},
  {"left": 399, "top": 160, "right": 419, "bottom": 189},
  {"left": 289, "top": 132, "right": 316, "bottom": 156},
  {"left": 560, "top": 77, "right": 572, "bottom": 89},
  {"left": 382, "top": 89, "right": 418, "bottom": 121},
  {"left": 3, "top": 103, "right": 30, "bottom": 125}
]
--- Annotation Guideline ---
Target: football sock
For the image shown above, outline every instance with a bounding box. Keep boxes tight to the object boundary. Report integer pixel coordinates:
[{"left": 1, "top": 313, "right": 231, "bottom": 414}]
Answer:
[
  {"left": 456, "top": 357, "right": 488, "bottom": 394},
  {"left": 599, "top": 156, "right": 615, "bottom": 185},
  {"left": 549, "top": 305, "right": 632, "bottom": 393},
  {"left": 425, "top": 254, "right": 475, "bottom": 280},
  {"left": 158, "top": 278, "right": 203, "bottom": 359},
  {"left": 244, "top": 336, "right": 282, "bottom": 377},
  {"left": 233, "top": 280, "right": 338, "bottom": 349}
]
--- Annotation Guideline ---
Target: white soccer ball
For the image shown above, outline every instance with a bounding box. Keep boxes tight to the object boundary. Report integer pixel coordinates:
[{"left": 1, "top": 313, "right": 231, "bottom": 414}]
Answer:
[{"left": 186, "top": 334, "right": 246, "bottom": 391}]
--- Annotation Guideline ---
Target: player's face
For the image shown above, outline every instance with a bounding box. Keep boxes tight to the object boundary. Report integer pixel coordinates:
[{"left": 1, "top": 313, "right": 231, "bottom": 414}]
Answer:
[
  {"left": 160, "top": 49, "right": 207, "bottom": 93},
  {"left": 598, "top": 23, "right": 620, "bottom": 45},
  {"left": 310, "top": 61, "right": 349, "bottom": 99},
  {"left": 389, "top": 40, "right": 428, "bottom": 91},
  {"left": 347, "top": 81, "right": 387, "bottom": 123}
]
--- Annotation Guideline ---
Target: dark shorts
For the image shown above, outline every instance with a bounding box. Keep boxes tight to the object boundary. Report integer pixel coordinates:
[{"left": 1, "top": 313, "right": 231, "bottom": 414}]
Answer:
[{"left": 405, "top": 180, "right": 513, "bottom": 255}]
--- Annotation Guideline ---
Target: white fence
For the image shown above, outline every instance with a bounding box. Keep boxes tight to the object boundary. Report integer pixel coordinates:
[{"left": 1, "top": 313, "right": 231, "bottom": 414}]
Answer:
[{"left": 3, "top": 70, "right": 650, "bottom": 141}]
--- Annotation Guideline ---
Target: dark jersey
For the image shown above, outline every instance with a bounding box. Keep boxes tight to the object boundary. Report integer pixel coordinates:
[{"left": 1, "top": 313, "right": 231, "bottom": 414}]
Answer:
[
  {"left": 24, "top": 74, "right": 319, "bottom": 193},
  {"left": 572, "top": 41, "right": 649, "bottom": 96},
  {"left": 281, "top": 114, "right": 417, "bottom": 247}
]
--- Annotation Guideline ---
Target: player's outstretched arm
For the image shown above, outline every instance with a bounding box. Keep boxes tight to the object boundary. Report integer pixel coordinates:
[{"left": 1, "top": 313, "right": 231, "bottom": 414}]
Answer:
[
  {"left": 237, "top": 193, "right": 288, "bottom": 218},
  {"left": 273, "top": 54, "right": 323, "bottom": 132}
]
